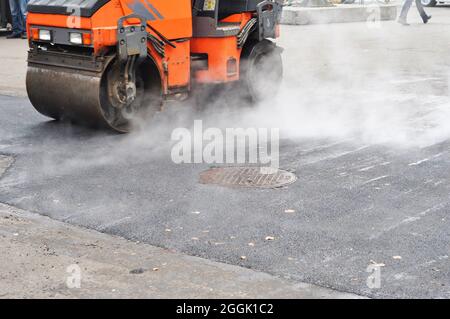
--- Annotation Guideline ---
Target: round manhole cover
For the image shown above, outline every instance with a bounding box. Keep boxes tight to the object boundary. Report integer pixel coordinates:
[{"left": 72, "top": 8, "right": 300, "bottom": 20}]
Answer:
[{"left": 199, "top": 167, "right": 297, "bottom": 188}]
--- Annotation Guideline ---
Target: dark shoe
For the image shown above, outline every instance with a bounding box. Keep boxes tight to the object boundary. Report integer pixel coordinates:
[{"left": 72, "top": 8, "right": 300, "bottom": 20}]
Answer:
[
  {"left": 423, "top": 15, "right": 432, "bottom": 24},
  {"left": 6, "top": 32, "right": 21, "bottom": 39},
  {"left": 397, "top": 17, "right": 409, "bottom": 26},
  {"left": 21, "top": 33, "right": 27, "bottom": 39}
]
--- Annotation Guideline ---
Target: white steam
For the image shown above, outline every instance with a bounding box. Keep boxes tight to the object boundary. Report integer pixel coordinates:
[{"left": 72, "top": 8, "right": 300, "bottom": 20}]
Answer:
[
  {"left": 15, "top": 20, "right": 450, "bottom": 180},
  {"left": 133, "top": 21, "right": 450, "bottom": 149},
  {"left": 234, "top": 22, "right": 450, "bottom": 148}
]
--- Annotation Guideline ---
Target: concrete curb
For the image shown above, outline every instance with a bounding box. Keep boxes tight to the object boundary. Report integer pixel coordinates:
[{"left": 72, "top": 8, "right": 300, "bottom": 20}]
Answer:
[{"left": 281, "top": 4, "right": 398, "bottom": 25}]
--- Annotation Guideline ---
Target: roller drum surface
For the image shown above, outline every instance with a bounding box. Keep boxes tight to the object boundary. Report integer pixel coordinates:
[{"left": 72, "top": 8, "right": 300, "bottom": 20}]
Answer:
[{"left": 26, "top": 65, "right": 111, "bottom": 129}]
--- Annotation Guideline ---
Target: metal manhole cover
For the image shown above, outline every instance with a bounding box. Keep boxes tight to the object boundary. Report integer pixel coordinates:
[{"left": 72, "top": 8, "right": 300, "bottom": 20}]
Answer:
[{"left": 199, "top": 167, "right": 297, "bottom": 188}]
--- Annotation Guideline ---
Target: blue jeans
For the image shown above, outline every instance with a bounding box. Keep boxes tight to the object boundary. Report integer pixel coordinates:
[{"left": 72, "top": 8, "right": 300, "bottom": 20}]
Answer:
[{"left": 9, "top": 0, "right": 28, "bottom": 34}]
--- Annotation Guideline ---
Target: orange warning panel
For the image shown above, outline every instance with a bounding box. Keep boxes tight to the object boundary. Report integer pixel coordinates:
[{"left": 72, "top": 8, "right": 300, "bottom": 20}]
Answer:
[
  {"left": 191, "top": 36, "right": 242, "bottom": 83},
  {"left": 166, "top": 40, "right": 191, "bottom": 89}
]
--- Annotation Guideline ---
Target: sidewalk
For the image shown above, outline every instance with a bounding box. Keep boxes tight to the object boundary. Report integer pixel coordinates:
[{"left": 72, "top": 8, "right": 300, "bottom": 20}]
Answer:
[
  {"left": 0, "top": 38, "right": 27, "bottom": 97},
  {"left": 281, "top": 3, "right": 398, "bottom": 25},
  {"left": 0, "top": 202, "right": 363, "bottom": 298}
]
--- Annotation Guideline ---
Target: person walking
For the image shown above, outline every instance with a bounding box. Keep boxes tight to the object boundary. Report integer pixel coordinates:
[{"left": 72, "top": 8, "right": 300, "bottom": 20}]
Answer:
[
  {"left": 398, "top": 0, "right": 431, "bottom": 25},
  {"left": 7, "top": 0, "right": 28, "bottom": 39}
]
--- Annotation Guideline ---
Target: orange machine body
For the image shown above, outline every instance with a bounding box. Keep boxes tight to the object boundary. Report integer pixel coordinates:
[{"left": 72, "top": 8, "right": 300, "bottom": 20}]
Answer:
[
  {"left": 191, "top": 13, "right": 252, "bottom": 83},
  {"left": 27, "top": 0, "right": 280, "bottom": 96},
  {"left": 26, "top": 0, "right": 283, "bottom": 132},
  {"left": 27, "top": 0, "right": 194, "bottom": 94}
]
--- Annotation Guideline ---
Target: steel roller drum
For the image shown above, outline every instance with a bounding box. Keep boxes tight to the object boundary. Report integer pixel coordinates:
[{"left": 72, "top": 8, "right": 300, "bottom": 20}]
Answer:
[{"left": 26, "top": 64, "right": 115, "bottom": 129}]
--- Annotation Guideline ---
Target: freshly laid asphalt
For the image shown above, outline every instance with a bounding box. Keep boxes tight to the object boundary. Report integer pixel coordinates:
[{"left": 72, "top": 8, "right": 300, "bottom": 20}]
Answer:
[{"left": 1, "top": 10, "right": 450, "bottom": 298}]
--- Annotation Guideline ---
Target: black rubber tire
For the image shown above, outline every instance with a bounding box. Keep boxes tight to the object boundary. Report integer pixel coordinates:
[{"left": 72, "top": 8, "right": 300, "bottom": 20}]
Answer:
[
  {"left": 100, "top": 57, "right": 162, "bottom": 132},
  {"left": 239, "top": 39, "right": 283, "bottom": 103},
  {"left": 421, "top": 0, "right": 437, "bottom": 7}
]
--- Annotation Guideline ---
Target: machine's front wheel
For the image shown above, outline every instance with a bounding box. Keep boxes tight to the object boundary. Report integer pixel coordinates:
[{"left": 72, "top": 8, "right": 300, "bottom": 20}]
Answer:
[
  {"left": 240, "top": 39, "right": 283, "bottom": 103},
  {"left": 100, "top": 58, "right": 162, "bottom": 133}
]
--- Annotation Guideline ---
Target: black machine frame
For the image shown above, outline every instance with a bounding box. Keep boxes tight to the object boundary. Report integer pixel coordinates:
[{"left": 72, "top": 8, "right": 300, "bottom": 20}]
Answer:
[{"left": 192, "top": 0, "right": 282, "bottom": 38}]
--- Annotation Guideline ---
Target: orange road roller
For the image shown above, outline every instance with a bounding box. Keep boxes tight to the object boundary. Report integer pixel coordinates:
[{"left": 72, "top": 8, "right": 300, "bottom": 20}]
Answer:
[{"left": 26, "top": 0, "right": 284, "bottom": 132}]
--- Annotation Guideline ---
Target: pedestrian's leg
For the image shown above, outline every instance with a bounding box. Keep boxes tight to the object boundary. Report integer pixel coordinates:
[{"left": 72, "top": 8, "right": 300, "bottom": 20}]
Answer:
[
  {"left": 8, "top": 0, "right": 21, "bottom": 35},
  {"left": 399, "top": 0, "right": 413, "bottom": 20},
  {"left": 18, "top": 0, "right": 28, "bottom": 34},
  {"left": 398, "top": 0, "right": 413, "bottom": 24},
  {"left": 415, "top": 0, "right": 430, "bottom": 23}
]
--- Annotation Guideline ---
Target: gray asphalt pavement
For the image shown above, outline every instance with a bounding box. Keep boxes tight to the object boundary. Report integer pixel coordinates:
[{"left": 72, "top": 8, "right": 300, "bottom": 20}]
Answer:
[{"left": 1, "top": 8, "right": 450, "bottom": 298}]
